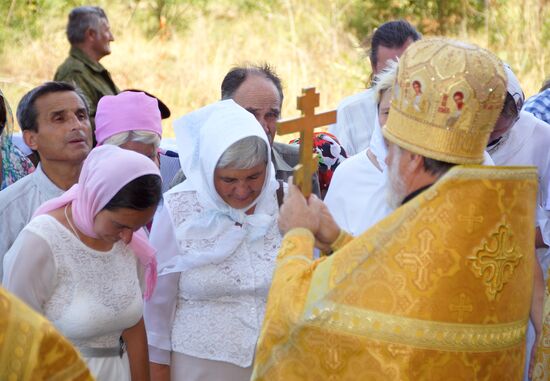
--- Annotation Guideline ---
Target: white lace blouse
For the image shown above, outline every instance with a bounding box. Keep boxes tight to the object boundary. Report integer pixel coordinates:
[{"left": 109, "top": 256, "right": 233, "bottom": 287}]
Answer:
[
  {"left": 145, "top": 190, "right": 281, "bottom": 367},
  {"left": 3, "top": 215, "right": 144, "bottom": 349}
]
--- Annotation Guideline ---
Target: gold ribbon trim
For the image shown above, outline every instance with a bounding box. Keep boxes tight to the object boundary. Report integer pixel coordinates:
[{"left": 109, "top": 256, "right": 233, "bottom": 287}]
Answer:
[{"left": 304, "top": 300, "right": 527, "bottom": 352}]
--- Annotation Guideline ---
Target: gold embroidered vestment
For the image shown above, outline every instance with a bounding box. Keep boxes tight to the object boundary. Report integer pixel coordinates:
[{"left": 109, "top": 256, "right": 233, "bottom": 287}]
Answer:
[
  {"left": 252, "top": 165, "right": 537, "bottom": 380},
  {"left": 0, "top": 287, "right": 93, "bottom": 381}
]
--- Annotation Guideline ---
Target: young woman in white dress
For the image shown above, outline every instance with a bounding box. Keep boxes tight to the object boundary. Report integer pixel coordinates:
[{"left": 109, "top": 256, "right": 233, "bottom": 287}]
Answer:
[
  {"left": 3, "top": 145, "right": 162, "bottom": 381},
  {"left": 145, "top": 100, "right": 282, "bottom": 381}
]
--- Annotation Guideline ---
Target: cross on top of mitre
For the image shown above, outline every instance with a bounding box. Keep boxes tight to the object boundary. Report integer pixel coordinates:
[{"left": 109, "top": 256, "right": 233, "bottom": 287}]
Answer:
[{"left": 277, "top": 87, "right": 336, "bottom": 197}]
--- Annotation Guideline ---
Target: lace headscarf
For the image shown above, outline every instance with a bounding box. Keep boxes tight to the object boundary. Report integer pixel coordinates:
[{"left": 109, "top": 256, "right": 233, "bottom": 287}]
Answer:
[
  {"left": 159, "top": 100, "right": 279, "bottom": 275},
  {"left": 33, "top": 145, "right": 161, "bottom": 299},
  {"left": 0, "top": 89, "right": 34, "bottom": 189}
]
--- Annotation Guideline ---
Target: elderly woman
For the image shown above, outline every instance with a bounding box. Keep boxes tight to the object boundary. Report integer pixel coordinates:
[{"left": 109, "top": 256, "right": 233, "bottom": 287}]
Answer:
[
  {"left": 3, "top": 145, "right": 162, "bottom": 381},
  {"left": 95, "top": 91, "right": 162, "bottom": 167},
  {"left": 145, "top": 100, "right": 281, "bottom": 380}
]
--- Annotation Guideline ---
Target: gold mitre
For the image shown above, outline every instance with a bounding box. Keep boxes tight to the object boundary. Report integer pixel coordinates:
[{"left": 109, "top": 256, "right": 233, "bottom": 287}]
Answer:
[{"left": 383, "top": 38, "right": 507, "bottom": 164}]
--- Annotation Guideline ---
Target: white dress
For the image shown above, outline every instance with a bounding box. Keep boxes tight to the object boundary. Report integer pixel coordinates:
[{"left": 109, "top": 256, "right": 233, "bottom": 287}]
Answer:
[
  {"left": 3, "top": 215, "right": 144, "bottom": 381},
  {"left": 145, "top": 190, "right": 281, "bottom": 379}
]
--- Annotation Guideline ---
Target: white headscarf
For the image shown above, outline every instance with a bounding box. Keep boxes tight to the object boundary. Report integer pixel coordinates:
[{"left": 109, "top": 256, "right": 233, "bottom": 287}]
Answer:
[
  {"left": 159, "top": 100, "right": 279, "bottom": 275},
  {"left": 503, "top": 63, "right": 525, "bottom": 113}
]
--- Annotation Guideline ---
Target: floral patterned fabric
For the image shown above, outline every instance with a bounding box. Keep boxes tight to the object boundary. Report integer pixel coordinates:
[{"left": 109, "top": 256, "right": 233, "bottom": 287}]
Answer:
[
  {"left": 289, "top": 131, "right": 347, "bottom": 191},
  {"left": 1, "top": 90, "right": 34, "bottom": 190}
]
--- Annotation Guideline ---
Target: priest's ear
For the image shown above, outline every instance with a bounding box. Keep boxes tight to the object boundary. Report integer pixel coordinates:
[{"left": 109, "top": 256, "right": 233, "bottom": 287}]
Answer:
[{"left": 403, "top": 150, "right": 424, "bottom": 174}]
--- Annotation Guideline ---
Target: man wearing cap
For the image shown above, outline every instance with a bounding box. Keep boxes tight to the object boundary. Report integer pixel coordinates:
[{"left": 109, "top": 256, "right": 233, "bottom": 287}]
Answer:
[
  {"left": 487, "top": 66, "right": 550, "bottom": 243},
  {"left": 54, "top": 6, "right": 119, "bottom": 138},
  {"left": 251, "top": 38, "right": 536, "bottom": 380}
]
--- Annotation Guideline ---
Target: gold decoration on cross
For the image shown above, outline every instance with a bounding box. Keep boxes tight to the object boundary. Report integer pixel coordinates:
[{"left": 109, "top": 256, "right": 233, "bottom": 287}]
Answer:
[{"left": 277, "top": 87, "right": 336, "bottom": 197}]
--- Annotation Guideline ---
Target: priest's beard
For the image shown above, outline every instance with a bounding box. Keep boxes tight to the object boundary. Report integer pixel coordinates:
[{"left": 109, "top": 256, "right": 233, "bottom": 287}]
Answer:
[{"left": 385, "top": 148, "right": 407, "bottom": 210}]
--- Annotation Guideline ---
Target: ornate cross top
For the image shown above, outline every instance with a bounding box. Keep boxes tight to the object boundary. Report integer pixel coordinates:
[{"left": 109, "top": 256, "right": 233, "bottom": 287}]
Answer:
[{"left": 277, "top": 87, "right": 336, "bottom": 197}]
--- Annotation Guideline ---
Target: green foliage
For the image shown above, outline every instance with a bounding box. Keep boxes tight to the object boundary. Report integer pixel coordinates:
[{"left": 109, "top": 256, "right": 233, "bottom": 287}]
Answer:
[{"left": 345, "top": 0, "right": 486, "bottom": 40}]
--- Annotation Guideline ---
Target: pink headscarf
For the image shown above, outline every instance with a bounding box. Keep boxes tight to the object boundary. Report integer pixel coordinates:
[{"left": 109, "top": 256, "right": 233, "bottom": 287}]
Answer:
[
  {"left": 33, "top": 145, "right": 161, "bottom": 299},
  {"left": 94, "top": 91, "right": 162, "bottom": 145}
]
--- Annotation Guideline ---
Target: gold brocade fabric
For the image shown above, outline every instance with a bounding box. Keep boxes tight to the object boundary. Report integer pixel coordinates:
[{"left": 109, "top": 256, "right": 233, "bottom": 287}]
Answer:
[
  {"left": 383, "top": 38, "right": 507, "bottom": 164},
  {"left": 533, "top": 274, "right": 550, "bottom": 380},
  {"left": 0, "top": 287, "right": 94, "bottom": 381},
  {"left": 252, "top": 165, "right": 537, "bottom": 380}
]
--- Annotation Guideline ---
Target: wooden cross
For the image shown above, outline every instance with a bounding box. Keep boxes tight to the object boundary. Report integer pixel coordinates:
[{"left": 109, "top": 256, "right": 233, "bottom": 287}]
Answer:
[{"left": 277, "top": 87, "right": 336, "bottom": 197}]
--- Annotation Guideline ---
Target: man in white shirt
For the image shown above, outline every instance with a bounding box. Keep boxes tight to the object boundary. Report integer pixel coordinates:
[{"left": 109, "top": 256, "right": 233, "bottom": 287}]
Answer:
[
  {"left": 0, "top": 82, "right": 92, "bottom": 274},
  {"left": 329, "top": 20, "right": 420, "bottom": 156},
  {"left": 325, "top": 63, "right": 396, "bottom": 235},
  {"left": 486, "top": 65, "right": 550, "bottom": 380}
]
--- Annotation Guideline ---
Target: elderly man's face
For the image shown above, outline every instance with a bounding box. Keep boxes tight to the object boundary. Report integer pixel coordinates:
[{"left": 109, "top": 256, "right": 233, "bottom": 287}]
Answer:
[
  {"left": 24, "top": 91, "right": 92, "bottom": 164},
  {"left": 232, "top": 75, "right": 281, "bottom": 146},
  {"left": 92, "top": 18, "right": 114, "bottom": 59}
]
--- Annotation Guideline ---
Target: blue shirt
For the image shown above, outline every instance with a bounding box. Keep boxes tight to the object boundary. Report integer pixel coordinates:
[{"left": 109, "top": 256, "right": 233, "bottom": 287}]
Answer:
[{"left": 524, "top": 88, "right": 550, "bottom": 125}]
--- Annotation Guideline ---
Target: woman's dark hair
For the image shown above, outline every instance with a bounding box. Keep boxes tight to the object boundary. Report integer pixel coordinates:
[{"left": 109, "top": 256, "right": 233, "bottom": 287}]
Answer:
[
  {"left": 103, "top": 174, "right": 162, "bottom": 211},
  {"left": 0, "top": 96, "right": 6, "bottom": 135}
]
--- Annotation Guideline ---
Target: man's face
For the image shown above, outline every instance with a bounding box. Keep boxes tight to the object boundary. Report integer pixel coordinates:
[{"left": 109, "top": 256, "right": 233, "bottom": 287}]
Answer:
[
  {"left": 231, "top": 75, "right": 281, "bottom": 146},
  {"left": 373, "top": 37, "right": 415, "bottom": 74},
  {"left": 92, "top": 18, "right": 114, "bottom": 59},
  {"left": 24, "top": 91, "right": 92, "bottom": 165}
]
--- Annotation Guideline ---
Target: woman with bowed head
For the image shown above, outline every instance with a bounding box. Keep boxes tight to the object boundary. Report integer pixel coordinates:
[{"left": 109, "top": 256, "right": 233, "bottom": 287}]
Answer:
[
  {"left": 145, "top": 100, "right": 282, "bottom": 380},
  {"left": 3, "top": 144, "right": 162, "bottom": 381}
]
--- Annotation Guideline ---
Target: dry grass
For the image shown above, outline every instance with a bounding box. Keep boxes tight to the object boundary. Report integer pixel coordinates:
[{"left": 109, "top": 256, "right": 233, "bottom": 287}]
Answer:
[{"left": 1, "top": 1, "right": 548, "bottom": 139}]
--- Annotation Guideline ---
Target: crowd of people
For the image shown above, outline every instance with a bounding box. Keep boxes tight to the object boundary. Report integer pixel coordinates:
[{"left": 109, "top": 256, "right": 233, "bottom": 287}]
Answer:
[{"left": 1, "top": 5, "right": 550, "bottom": 381}]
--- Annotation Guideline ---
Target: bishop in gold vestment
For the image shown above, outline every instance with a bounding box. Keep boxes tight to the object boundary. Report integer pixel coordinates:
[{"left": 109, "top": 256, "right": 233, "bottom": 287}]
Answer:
[
  {"left": 0, "top": 287, "right": 93, "bottom": 381},
  {"left": 252, "top": 38, "right": 537, "bottom": 380}
]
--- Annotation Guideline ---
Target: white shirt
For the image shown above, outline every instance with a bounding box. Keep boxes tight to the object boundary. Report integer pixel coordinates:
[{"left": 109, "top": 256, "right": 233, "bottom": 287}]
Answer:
[
  {"left": 144, "top": 189, "right": 280, "bottom": 367},
  {"left": 324, "top": 149, "right": 391, "bottom": 236},
  {"left": 329, "top": 88, "right": 378, "bottom": 156},
  {"left": 325, "top": 149, "right": 495, "bottom": 237},
  {"left": 0, "top": 164, "right": 63, "bottom": 278},
  {"left": 488, "top": 110, "right": 550, "bottom": 243}
]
